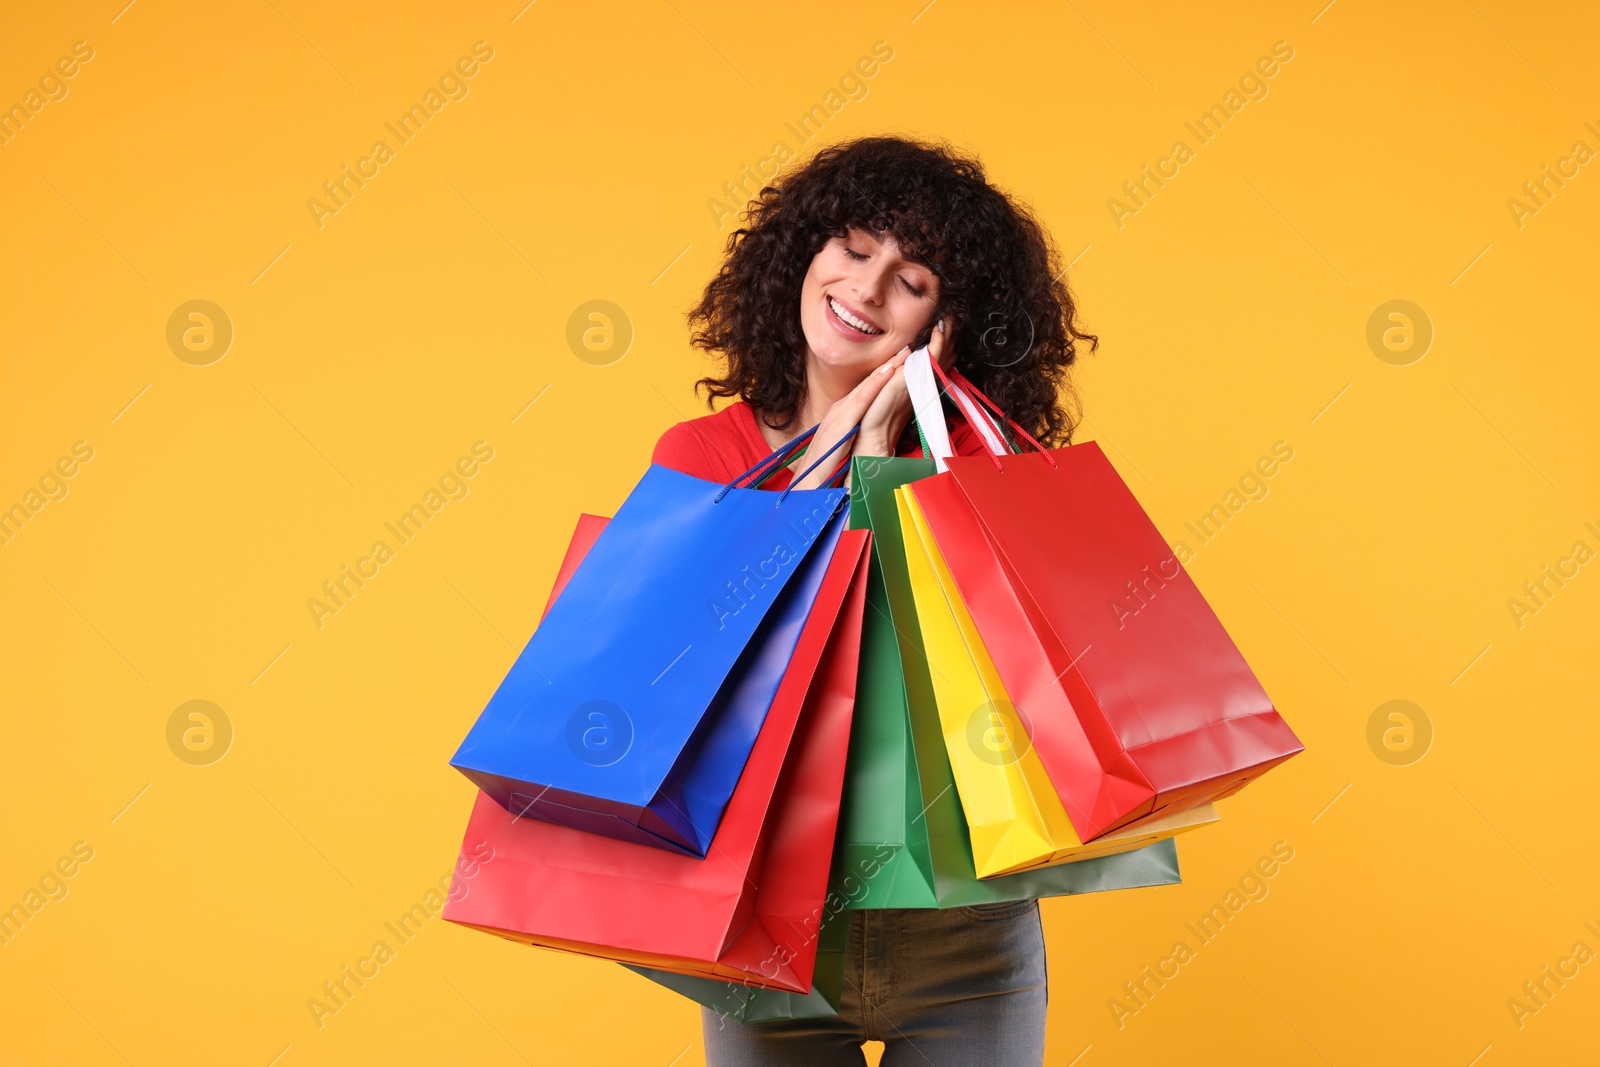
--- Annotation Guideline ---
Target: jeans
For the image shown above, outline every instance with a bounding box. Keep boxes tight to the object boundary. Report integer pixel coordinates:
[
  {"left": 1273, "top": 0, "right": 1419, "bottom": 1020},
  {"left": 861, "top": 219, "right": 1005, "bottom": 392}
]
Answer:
[{"left": 702, "top": 900, "right": 1047, "bottom": 1066}]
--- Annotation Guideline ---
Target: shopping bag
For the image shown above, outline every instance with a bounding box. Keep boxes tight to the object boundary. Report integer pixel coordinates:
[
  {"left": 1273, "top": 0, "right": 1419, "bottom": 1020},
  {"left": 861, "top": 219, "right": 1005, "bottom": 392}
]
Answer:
[
  {"left": 905, "top": 356, "right": 1304, "bottom": 841},
  {"left": 896, "top": 482, "right": 1219, "bottom": 877},
  {"left": 444, "top": 513, "right": 873, "bottom": 992},
  {"left": 452, "top": 430, "right": 850, "bottom": 856},
  {"left": 625, "top": 904, "right": 850, "bottom": 1023},
  {"left": 832, "top": 453, "right": 1184, "bottom": 909},
  {"left": 535, "top": 511, "right": 850, "bottom": 854}
]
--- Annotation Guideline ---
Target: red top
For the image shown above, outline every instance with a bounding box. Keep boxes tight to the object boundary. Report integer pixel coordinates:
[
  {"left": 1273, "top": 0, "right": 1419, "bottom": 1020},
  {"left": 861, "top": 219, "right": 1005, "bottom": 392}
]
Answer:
[{"left": 650, "top": 399, "right": 989, "bottom": 487}]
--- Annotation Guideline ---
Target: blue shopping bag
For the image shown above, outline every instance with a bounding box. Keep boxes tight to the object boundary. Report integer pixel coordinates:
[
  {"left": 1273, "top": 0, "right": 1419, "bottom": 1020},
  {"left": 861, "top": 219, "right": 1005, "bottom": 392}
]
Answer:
[{"left": 452, "top": 426, "right": 855, "bottom": 856}]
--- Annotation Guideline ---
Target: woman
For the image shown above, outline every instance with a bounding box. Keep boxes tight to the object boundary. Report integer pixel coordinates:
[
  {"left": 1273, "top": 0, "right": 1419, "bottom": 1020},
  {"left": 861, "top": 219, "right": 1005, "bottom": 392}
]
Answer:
[{"left": 652, "top": 136, "right": 1097, "bottom": 1065}]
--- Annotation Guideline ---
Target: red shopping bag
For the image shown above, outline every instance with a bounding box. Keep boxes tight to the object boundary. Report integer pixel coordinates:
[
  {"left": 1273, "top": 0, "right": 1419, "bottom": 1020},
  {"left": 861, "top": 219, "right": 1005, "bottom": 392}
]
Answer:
[
  {"left": 444, "top": 514, "right": 872, "bottom": 992},
  {"left": 908, "top": 367, "right": 1303, "bottom": 841}
]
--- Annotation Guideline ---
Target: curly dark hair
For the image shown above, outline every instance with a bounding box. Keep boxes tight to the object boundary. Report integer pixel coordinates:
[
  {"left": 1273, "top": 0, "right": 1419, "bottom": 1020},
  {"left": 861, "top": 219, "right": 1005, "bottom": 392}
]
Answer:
[{"left": 688, "top": 135, "right": 1097, "bottom": 448}]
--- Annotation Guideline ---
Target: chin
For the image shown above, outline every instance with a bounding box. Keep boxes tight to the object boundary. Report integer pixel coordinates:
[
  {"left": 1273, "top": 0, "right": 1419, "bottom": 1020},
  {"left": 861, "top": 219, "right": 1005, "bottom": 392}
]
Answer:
[
  {"left": 807, "top": 337, "right": 872, "bottom": 372},
  {"left": 802, "top": 321, "right": 899, "bottom": 378}
]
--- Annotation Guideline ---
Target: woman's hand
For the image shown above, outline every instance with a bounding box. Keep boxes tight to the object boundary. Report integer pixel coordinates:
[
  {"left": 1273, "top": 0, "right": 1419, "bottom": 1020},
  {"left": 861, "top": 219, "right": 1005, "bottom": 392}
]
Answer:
[
  {"left": 855, "top": 317, "right": 958, "bottom": 460},
  {"left": 785, "top": 345, "right": 914, "bottom": 491}
]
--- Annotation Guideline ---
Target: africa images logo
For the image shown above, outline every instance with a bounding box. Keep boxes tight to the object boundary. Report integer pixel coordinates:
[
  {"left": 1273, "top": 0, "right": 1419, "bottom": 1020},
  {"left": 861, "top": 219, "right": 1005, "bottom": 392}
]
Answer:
[{"left": 707, "top": 499, "right": 841, "bottom": 631}]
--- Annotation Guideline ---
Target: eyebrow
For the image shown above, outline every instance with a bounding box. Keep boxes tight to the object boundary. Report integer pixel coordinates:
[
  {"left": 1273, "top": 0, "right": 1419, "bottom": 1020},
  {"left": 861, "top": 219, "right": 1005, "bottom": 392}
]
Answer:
[{"left": 846, "top": 226, "right": 937, "bottom": 278}]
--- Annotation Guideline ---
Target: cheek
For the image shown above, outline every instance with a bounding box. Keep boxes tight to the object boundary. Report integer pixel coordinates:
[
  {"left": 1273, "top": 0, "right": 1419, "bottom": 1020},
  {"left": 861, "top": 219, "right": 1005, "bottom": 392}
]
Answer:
[
  {"left": 892, "top": 295, "right": 934, "bottom": 341},
  {"left": 804, "top": 264, "right": 824, "bottom": 291},
  {"left": 799, "top": 258, "right": 832, "bottom": 306},
  {"left": 798, "top": 272, "right": 823, "bottom": 317},
  {"left": 796, "top": 280, "right": 830, "bottom": 349}
]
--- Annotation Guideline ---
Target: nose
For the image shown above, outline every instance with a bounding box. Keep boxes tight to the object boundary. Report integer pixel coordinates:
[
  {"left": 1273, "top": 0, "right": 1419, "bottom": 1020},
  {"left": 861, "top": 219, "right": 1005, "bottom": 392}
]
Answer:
[{"left": 852, "top": 258, "right": 895, "bottom": 307}]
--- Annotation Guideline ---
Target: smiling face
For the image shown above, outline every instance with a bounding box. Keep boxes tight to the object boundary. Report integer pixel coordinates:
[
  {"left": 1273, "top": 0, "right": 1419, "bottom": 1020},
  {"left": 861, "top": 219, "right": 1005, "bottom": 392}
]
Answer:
[{"left": 798, "top": 226, "right": 941, "bottom": 382}]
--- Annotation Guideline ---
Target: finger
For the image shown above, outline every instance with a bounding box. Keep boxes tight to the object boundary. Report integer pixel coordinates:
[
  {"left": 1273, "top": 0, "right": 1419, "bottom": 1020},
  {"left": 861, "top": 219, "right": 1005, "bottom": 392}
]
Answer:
[
  {"left": 814, "top": 348, "right": 913, "bottom": 453},
  {"left": 879, "top": 363, "right": 910, "bottom": 396},
  {"left": 849, "top": 346, "right": 910, "bottom": 398},
  {"left": 931, "top": 317, "right": 958, "bottom": 370},
  {"left": 835, "top": 376, "right": 895, "bottom": 427}
]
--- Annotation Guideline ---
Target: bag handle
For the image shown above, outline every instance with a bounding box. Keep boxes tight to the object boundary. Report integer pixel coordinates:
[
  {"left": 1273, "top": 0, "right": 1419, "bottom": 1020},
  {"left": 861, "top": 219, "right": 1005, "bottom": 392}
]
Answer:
[
  {"left": 941, "top": 371, "right": 1011, "bottom": 458},
  {"left": 934, "top": 359, "right": 1058, "bottom": 470},
  {"left": 904, "top": 347, "right": 1021, "bottom": 472},
  {"left": 776, "top": 426, "right": 858, "bottom": 505},
  {"left": 713, "top": 420, "right": 856, "bottom": 505},
  {"left": 906, "top": 347, "right": 957, "bottom": 471},
  {"left": 714, "top": 425, "right": 817, "bottom": 503}
]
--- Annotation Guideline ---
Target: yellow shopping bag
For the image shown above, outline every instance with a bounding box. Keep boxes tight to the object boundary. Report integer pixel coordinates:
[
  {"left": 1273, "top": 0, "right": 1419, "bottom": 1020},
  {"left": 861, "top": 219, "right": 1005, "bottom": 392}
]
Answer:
[{"left": 896, "top": 485, "right": 1219, "bottom": 877}]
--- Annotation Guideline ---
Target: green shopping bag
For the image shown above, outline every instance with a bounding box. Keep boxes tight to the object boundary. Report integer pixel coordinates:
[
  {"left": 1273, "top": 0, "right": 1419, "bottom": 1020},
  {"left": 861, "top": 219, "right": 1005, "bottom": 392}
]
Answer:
[
  {"left": 625, "top": 897, "right": 850, "bottom": 1022},
  {"left": 834, "top": 455, "right": 1182, "bottom": 909}
]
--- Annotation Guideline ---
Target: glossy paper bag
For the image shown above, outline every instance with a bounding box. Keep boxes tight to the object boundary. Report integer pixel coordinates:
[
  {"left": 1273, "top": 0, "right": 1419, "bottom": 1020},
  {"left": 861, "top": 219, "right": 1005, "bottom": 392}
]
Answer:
[
  {"left": 836, "top": 455, "right": 1184, "bottom": 910},
  {"left": 452, "top": 439, "right": 848, "bottom": 856},
  {"left": 907, "top": 362, "right": 1303, "bottom": 840},
  {"left": 897, "top": 484, "right": 1220, "bottom": 877},
  {"left": 444, "top": 518, "right": 872, "bottom": 992},
  {"left": 625, "top": 905, "right": 850, "bottom": 1023}
]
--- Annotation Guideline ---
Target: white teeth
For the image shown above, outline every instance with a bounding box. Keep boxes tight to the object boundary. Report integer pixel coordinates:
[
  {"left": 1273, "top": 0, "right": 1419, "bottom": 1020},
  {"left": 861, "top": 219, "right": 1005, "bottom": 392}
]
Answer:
[{"left": 829, "top": 296, "right": 880, "bottom": 334}]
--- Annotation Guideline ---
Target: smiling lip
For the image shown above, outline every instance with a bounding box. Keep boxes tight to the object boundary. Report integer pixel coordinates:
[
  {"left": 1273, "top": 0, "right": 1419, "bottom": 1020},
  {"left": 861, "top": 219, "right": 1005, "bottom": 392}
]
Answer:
[{"left": 825, "top": 294, "right": 883, "bottom": 340}]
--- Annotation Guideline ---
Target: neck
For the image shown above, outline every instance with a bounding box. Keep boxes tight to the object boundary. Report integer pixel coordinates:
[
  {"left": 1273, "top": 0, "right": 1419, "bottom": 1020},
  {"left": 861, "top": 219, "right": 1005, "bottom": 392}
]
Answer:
[
  {"left": 756, "top": 350, "right": 869, "bottom": 452},
  {"left": 796, "top": 354, "right": 863, "bottom": 431}
]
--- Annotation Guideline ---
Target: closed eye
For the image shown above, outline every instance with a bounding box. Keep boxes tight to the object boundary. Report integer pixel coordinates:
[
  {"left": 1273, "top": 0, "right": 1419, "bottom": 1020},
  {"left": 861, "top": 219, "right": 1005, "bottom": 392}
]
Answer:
[{"left": 842, "top": 243, "right": 929, "bottom": 298}]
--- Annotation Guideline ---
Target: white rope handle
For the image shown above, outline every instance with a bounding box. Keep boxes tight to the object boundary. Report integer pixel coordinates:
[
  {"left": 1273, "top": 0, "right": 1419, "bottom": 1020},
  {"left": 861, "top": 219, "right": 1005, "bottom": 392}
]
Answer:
[{"left": 905, "top": 346, "right": 1009, "bottom": 471}]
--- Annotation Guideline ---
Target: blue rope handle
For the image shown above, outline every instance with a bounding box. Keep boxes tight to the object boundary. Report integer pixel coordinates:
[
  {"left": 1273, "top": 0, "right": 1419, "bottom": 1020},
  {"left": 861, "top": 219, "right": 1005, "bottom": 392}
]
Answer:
[
  {"left": 776, "top": 426, "right": 858, "bottom": 505},
  {"left": 714, "top": 426, "right": 818, "bottom": 503}
]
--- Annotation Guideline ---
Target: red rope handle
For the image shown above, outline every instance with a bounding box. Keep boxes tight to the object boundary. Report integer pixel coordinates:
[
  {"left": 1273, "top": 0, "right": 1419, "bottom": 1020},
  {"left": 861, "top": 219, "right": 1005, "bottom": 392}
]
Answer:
[{"left": 933, "top": 361, "right": 1058, "bottom": 468}]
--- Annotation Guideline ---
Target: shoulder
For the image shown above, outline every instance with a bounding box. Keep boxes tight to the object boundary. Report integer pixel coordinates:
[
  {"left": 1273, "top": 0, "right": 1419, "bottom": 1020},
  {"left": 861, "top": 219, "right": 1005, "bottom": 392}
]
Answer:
[{"left": 650, "top": 401, "right": 766, "bottom": 482}]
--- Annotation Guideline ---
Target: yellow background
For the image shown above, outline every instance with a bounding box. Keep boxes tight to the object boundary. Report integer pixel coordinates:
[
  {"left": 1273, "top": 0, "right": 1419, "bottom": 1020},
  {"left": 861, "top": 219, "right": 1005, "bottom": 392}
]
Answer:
[{"left": 2, "top": 1, "right": 1596, "bottom": 1064}]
